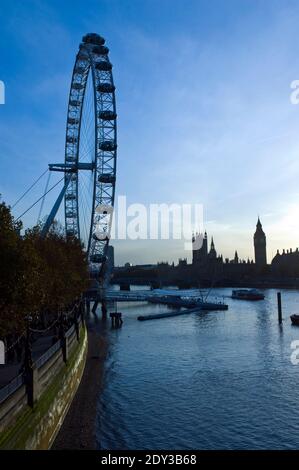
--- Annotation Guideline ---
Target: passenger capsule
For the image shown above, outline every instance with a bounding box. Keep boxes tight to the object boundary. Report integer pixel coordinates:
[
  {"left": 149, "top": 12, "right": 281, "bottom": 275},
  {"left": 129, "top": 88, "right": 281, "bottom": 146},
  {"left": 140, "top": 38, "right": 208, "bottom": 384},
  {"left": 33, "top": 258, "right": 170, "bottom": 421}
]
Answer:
[
  {"left": 98, "top": 173, "right": 116, "bottom": 183},
  {"left": 95, "top": 61, "right": 112, "bottom": 71},
  {"left": 99, "top": 111, "right": 117, "bottom": 121},
  {"left": 92, "top": 233, "right": 109, "bottom": 241},
  {"left": 72, "top": 82, "right": 84, "bottom": 90},
  {"left": 66, "top": 136, "right": 78, "bottom": 144},
  {"left": 97, "top": 83, "right": 115, "bottom": 93},
  {"left": 77, "top": 53, "right": 89, "bottom": 61},
  {"left": 90, "top": 254, "right": 107, "bottom": 263},
  {"left": 67, "top": 117, "right": 79, "bottom": 125},
  {"left": 66, "top": 230, "right": 75, "bottom": 236},
  {"left": 69, "top": 99, "right": 81, "bottom": 107},
  {"left": 65, "top": 156, "right": 76, "bottom": 162},
  {"left": 93, "top": 45, "right": 109, "bottom": 55},
  {"left": 99, "top": 141, "right": 117, "bottom": 151},
  {"left": 74, "top": 66, "right": 85, "bottom": 74},
  {"left": 82, "top": 33, "right": 105, "bottom": 46},
  {"left": 65, "top": 193, "right": 76, "bottom": 200}
]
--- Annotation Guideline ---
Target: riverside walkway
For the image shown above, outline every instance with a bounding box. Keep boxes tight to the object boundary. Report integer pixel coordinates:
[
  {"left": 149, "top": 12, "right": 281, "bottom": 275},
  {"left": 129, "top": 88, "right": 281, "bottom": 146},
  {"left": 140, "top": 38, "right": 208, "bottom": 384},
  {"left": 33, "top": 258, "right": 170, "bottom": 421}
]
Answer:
[{"left": 0, "top": 334, "right": 56, "bottom": 391}]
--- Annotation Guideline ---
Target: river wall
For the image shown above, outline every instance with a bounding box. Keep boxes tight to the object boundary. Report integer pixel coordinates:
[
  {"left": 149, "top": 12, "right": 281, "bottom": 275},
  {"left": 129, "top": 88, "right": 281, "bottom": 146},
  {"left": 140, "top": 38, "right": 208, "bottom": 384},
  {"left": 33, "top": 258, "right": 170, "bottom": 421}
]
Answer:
[{"left": 0, "top": 320, "right": 87, "bottom": 449}]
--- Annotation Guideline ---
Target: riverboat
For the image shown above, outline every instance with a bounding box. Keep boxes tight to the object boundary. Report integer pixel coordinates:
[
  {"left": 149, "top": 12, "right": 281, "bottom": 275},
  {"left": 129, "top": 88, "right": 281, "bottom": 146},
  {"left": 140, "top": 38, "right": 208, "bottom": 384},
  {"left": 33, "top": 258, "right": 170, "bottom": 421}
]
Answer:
[{"left": 231, "top": 289, "right": 264, "bottom": 301}]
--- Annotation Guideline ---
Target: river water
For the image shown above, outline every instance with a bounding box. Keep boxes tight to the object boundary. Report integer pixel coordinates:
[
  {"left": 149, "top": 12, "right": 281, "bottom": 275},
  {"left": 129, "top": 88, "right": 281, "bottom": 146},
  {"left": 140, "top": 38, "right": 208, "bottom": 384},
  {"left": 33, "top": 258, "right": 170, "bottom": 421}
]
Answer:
[{"left": 96, "top": 287, "right": 299, "bottom": 450}]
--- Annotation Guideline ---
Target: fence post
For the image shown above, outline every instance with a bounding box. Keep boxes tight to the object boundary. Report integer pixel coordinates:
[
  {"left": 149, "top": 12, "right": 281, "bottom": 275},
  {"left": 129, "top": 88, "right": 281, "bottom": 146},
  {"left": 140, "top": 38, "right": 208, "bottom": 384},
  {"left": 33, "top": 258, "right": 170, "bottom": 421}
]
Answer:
[
  {"left": 277, "top": 292, "right": 283, "bottom": 324},
  {"left": 79, "top": 300, "right": 85, "bottom": 328},
  {"left": 59, "top": 315, "right": 68, "bottom": 363},
  {"left": 102, "top": 301, "right": 107, "bottom": 320},
  {"left": 75, "top": 314, "right": 80, "bottom": 342},
  {"left": 25, "top": 366, "right": 39, "bottom": 408},
  {"left": 24, "top": 324, "right": 38, "bottom": 407}
]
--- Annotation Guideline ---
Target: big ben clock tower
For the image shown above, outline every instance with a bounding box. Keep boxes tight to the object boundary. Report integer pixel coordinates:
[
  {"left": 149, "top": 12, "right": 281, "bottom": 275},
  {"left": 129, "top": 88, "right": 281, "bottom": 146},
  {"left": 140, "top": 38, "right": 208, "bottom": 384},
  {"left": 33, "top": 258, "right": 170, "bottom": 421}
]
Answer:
[{"left": 254, "top": 218, "right": 267, "bottom": 268}]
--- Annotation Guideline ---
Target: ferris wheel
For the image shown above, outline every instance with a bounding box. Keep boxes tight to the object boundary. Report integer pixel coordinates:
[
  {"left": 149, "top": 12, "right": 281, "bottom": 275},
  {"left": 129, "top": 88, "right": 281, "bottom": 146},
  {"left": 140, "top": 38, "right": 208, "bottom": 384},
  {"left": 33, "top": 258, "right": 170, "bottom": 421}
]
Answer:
[{"left": 42, "top": 33, "right": 117, "bottom": 277}]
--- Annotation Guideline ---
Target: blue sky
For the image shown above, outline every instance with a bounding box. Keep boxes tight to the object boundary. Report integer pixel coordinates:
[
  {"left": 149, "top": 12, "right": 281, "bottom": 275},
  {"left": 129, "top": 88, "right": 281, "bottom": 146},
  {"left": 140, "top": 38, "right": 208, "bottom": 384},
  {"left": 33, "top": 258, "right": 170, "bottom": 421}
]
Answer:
[{"left": 1, "top": 0, "right": 299, "bottom": 265}]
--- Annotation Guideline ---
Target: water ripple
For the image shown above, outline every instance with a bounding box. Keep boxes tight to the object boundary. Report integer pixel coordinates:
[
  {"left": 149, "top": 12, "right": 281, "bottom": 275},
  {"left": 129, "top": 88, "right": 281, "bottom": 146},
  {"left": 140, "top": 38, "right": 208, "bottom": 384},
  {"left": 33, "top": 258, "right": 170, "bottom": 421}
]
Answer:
[{"left": 97, "top": 288, "right": 299, "bottom": 449}]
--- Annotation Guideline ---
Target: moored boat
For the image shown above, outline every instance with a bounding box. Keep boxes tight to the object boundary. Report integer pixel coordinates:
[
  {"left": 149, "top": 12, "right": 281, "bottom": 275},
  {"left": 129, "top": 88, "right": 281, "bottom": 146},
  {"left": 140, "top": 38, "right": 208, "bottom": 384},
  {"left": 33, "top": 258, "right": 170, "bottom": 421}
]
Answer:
[
  {"left": 231, "top": 289, "right": 264, "bottom": 301},
  {"left": 290, "top": 314, "right": 299, "bottom": 326}
]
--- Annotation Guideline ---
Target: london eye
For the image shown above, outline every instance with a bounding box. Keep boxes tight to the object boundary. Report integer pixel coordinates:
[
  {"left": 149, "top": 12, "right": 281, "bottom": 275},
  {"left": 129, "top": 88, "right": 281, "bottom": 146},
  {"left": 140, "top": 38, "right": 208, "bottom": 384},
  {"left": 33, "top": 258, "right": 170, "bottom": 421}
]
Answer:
[{"left": 41, "top": 33, "right": 117, "bottom": 278}]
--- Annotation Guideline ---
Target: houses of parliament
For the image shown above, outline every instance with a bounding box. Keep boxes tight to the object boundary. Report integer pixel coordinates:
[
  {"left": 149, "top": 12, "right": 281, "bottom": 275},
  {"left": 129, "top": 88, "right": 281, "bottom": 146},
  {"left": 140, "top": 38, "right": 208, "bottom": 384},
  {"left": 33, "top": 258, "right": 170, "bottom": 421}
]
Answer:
[
  {"left": 191, "top": 217, "right": 266, "bottom": 271},
  {"left": 188, "top": 217, "right": 299, "bottom": 285},
  {"left": 114, "top": 217, "right": 299, "bottom": 288}
]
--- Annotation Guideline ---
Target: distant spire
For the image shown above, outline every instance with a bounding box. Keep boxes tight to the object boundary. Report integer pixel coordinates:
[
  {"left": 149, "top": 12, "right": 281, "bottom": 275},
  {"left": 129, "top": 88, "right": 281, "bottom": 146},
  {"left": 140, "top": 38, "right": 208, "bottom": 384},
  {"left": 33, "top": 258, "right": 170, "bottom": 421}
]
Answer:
[
  {"left": 211, "top": 237, "right": 215, "bottom": 249},
  {"left": 209, "top": 236, "right": 217, "bottom": 258},
  {"left": 254, "top": 216, "right": 266, "bottom": 238}
]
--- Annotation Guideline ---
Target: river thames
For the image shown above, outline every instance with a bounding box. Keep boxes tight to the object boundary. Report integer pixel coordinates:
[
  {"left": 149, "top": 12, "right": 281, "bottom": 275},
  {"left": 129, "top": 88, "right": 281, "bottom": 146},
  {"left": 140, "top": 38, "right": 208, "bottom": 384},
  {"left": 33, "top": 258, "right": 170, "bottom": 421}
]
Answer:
[{"left": 96, "top": 288, "right": 299, "bottom": 450}]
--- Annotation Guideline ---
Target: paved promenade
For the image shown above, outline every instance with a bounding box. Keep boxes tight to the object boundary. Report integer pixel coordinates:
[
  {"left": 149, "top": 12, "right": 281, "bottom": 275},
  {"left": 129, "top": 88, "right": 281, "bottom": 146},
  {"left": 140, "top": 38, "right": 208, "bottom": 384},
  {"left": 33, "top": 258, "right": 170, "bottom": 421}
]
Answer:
[{"left": 52, "top": 313, "right": 108, "bottom": 450}]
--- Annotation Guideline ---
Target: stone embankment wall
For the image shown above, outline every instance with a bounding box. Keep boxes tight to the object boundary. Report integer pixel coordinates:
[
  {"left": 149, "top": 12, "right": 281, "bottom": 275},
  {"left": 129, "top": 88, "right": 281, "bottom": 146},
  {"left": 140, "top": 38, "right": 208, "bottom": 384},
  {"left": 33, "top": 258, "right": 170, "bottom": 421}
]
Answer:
[{"left": 0, "top": 321, "right": 87, "bottom": 450}]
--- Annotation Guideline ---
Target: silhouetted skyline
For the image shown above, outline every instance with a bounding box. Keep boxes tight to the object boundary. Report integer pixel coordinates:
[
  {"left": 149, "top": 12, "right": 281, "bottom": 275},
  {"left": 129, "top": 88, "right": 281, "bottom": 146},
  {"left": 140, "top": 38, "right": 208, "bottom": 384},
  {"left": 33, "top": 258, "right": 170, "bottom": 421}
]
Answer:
[{"left": 1, "top": 0, "right": 299, "bottom": 264}]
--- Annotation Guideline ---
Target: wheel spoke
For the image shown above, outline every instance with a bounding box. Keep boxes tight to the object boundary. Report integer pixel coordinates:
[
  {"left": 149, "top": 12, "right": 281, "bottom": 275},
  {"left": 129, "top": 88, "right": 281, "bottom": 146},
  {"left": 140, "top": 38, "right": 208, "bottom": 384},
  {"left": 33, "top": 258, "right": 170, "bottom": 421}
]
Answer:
[{"left": 64, "top": 33, "right": 117, "bottom": 277}]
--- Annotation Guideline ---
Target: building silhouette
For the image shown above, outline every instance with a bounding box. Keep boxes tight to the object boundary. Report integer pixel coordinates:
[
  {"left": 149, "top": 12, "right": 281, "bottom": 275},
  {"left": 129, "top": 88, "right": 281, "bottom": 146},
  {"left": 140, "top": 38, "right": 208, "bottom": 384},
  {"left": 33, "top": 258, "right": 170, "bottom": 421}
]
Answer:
[
  {"left": 192, "top": 217, "right": 268, "bottom": 272},
  {"left": 192, "top": 231, "right": 207, "bottom": 264},
  {"left": 192, "top": 231, "right": 253, "bottom": 270},
  {"left": 114, "top": 216, "right": 299, "bottom": 288},
  {"left": 254, "top": 217, "right": 267, "bottom": 268},
  {"left": 271, "top": 248, "right": 299, "bottom": 277}
]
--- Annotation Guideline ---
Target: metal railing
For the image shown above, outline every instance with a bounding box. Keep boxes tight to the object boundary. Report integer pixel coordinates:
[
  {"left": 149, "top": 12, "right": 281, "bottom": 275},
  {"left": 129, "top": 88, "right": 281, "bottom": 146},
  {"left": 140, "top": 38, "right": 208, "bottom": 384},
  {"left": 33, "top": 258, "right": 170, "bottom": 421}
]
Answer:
[
  {"left": 0, "top": 316, "right": 82, "bottom": 404},
  {"left": 35, "top": 319, "right": 81, "bottom": 369},
  {"left": 0, "top": 373, "right": 24, "bottom": 405},
  {"left": 65, "top": 325, "right": 75, "bottom": 338},
  {"left": 34, "top": 340, "right": 62, "bottom": 369}
]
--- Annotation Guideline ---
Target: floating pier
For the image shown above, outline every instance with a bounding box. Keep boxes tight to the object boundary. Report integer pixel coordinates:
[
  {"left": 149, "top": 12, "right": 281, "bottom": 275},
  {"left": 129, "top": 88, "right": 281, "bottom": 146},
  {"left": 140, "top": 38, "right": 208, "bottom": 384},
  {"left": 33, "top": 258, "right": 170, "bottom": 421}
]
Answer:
[
  {"left": 148, "top": 295, "right": 197, "bottom": 308},
  {"left": 138, "top": 302, "right": 228, "bottom": 321},
  {"left": 138, "top": 309, "right": 197, "bottom": 321}
]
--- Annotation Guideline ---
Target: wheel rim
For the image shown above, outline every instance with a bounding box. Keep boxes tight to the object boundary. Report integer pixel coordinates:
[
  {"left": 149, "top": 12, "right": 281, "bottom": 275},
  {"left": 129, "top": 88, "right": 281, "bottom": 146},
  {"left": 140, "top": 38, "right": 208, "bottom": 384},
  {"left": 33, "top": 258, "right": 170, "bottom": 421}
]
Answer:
[{"left": 64, "top": 33, "right": 117, "bottom": 276}]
